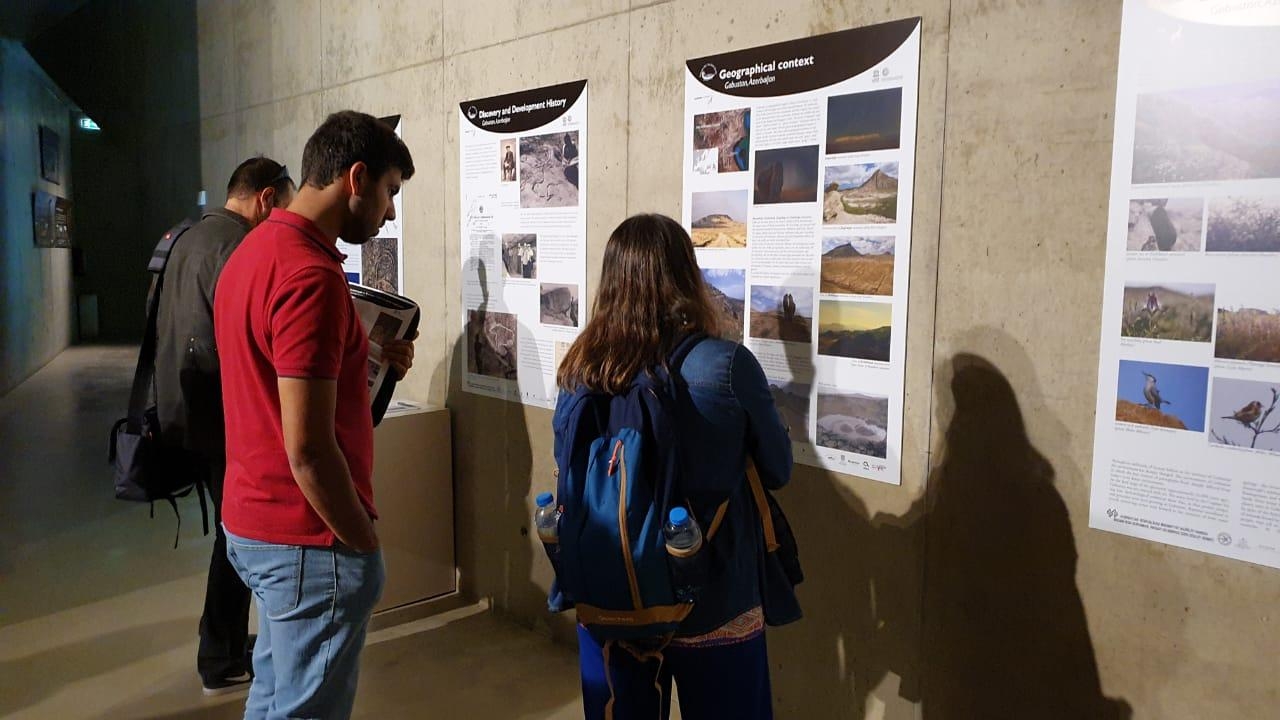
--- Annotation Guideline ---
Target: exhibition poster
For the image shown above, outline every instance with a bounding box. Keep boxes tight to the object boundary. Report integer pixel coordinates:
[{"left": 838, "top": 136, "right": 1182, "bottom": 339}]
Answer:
[
  {"left": 458, "top": 80, "right": 587, "bottom": 409},
  {"left": 682, "top": 20, "right": 922, "bottom": 484},
  {"left": 338, "top": 114, "right": 405, "bottom": 294},
  {"left": 1089, "top": 1, "right": 1280, "bottom": 569}
]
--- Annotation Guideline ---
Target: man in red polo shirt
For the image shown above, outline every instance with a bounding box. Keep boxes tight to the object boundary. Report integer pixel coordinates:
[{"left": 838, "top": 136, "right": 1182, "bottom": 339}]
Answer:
[{"left": 214, "top": 111, "right": 415, "bottom": 719}]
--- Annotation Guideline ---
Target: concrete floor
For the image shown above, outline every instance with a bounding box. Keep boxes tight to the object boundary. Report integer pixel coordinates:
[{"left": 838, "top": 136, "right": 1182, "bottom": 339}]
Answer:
[{"left": 0, "top": 347, "right": 587, "bottom": 719}]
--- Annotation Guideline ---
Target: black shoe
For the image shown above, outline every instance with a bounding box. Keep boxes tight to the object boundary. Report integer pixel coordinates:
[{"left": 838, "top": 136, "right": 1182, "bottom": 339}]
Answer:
[{"left": 202, "top": 672, "right": 252, "bottom": 696}]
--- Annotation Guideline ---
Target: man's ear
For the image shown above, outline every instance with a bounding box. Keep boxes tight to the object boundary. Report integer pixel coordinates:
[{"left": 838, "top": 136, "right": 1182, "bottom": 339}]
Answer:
[
  {"left": 258, "top": 186, "right": 276, "bottom": 211},
  {"left": 346, "top": 161, "right": 369, "bottom": 196}
]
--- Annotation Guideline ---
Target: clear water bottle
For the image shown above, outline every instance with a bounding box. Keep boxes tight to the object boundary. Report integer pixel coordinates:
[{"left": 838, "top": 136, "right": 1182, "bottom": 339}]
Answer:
[
  {"left": 534, "top": 492, "right": 560, "bottom": 545},
  {"left": 663, "top": 507, "right": 703, "bottom": 556},
  {"left": 665, "top": 507, "right": 706, "bottom": 603}
]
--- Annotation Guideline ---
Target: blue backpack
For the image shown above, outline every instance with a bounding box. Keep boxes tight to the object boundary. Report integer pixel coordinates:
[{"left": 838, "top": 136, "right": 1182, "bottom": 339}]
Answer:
[{"left": 548, "top": 334, "right": 708, "bottom": 642}]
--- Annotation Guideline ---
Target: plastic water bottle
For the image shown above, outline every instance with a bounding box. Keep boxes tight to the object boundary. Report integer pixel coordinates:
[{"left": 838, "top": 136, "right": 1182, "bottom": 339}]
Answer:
[
  {"left": 664, "top": 507, "right": 703, "bottom": 555},
  {"left": 534, "top": 492, "right": 560, "bottom": 544},
  {"left": 664, "top": 507, "right": 704, "bottom": 602}
]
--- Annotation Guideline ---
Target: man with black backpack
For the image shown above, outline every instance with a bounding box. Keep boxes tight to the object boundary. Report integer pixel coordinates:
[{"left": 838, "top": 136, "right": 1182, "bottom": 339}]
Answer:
[{"left": 153, "top": 156, "right": 295, "bottom": 695}]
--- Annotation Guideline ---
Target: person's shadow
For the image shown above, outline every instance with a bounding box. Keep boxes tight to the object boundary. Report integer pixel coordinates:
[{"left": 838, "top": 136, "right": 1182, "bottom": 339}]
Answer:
[
  {"left": 770, "top": 327, "right": 1155, "bottom": 718},
  {"left": 915, "top": 338, "right": 1139, "bottom": 719},
  {"left": 432, "top": 258, "right": 569, "bottom": 640}
]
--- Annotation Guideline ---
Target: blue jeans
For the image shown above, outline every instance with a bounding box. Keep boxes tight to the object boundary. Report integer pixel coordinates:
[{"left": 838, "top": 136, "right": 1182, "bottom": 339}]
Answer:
[{"left": 225, "top": 528, "right": 384, "bottom": 720}]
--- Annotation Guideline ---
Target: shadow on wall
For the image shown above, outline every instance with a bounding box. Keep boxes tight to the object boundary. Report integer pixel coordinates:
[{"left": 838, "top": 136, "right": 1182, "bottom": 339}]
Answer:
[
  {"left": 430, "top": 259, "right": 565, "bottom": 639},
  {"left": 772, "top": 330, "right": 1143, "bottom": 718}
]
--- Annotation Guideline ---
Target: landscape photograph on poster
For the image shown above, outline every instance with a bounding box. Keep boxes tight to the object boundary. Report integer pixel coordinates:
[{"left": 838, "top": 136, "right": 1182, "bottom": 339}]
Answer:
[
  {"left": 749, "top": 285, "right": 813, "bottom": 344},
  {"left": 702, "top": 268, "right": 746, "bottom": 343},
  {"left": 1208, "top": 376, "right": 1280, "bottom": 453},
  {"left": 768, "top": 379, "right": 811, "bottom": 438},
  {"left": 693, "top": 108, "right": 750, "bottom": 174},
  {"left": 1114, "top": 359, "right": 1208, "bottom": 432},
  {"left": 520, "top": 131, "right": 579, "bottom": 208},
  {"left": 1120, "top": 282, "right": 1215, "bottom": 343},
  {"left": 690, "top": 190, "right": 749, "bottom": 248},
  {"left": 1215, "top": 304, "right": 1280, "bottom": 364},
  {"left": 500, "top": 139, "right": 517, "bottom": 182},
  {"left": 1127, "top": 197, "right": 1204, "bottom": 252},
  {"left": 825, "top": 88, "right": 902, "bottom": 154},
  {"left": 754, "top": 145, "right": 820, "bottom": 204},
  {"left": 816, "top": 390, "right": 888, "bottom": 458},
  {"left": 1205, "top": 196, "right": 1280, "bottom": 253},
  {"left": 502, "top": 233, "right": 537, "bottom": 279},
  {"left": 467, "top": 309, "right": 519, "bottom": 380},
  {"left": 1131, "top": 79, "right": 1280, "bottom": 184},
  {"left": 539, "top": 283, "right": 579, "bottom": 328},
  {"left": 823, "top": 162, "right": 898, "bottom": 225},
  {"left": 362, "top": 237, "right": 398, "bottom": 293},
  {"left": 820, "top": 236, "right": 895, "bottom": 296},
  {"left": 817, "top": 300, "right": 892, "bottom": 362}
]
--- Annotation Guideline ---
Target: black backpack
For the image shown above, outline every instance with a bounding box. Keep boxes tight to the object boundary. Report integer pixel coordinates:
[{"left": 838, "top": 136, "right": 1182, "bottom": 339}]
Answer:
[{"left": 108, "top": 219, "right": 209, "bottom": 546}]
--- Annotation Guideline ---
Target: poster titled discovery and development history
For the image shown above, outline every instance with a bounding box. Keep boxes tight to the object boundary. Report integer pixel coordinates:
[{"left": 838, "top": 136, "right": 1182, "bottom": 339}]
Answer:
[
  {"left": 1090, "top": 2, "right": 1280, "bottom": 569},
  {"left": 682, "top": 19, "right": 922, "bottom": 484},
  {"left": 459, "top": 80, "right": 588, "bottom": 409}
]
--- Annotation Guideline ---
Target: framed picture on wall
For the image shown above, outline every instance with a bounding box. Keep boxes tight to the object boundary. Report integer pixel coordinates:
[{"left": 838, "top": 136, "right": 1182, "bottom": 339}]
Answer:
[
  {"left": 33, "top": 190, "right": 55, "bottom": 247},
  {"left": 39, "top": 125, "right": 60, "bottom": 184}
]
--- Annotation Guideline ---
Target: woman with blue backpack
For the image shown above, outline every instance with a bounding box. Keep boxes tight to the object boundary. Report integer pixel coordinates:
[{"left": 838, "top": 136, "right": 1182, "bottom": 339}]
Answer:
[{"left": 548, "top": 213, "right": 800, "bottom": 720}]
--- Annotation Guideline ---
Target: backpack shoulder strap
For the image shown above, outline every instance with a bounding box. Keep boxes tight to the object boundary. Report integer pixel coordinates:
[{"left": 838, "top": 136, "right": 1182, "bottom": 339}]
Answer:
[{"left": 126, "top": 220, "right": 197, "bottom": 429}]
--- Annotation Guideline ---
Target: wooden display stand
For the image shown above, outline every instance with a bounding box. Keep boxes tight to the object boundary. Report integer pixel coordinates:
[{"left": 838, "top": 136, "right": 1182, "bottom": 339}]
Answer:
[{"left": 371, "top": 402, "right": 456, "bottom": 613}]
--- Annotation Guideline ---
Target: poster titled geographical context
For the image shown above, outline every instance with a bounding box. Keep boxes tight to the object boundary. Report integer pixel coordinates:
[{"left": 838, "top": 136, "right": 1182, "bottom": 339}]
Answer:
[
  {"left": 338, "top": 114, "right": 406, "bottom": 294},
  {"left": 683, "top": 20, "right": 921, "bottom": 484},
  {"left": 1090, "top": 1, "right": 1280, "bottom": 569},
  {"left": 459, "top": 80, "right": 587, "bottom": 408}
]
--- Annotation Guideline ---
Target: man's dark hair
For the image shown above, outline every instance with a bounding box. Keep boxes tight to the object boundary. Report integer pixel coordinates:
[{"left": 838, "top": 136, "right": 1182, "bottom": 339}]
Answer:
[
  {"left": 300, "top": 111, "right": 415, "bottom": 189},
  {"left": 226, "top": 156, "right": 293, "bottom": 199}
]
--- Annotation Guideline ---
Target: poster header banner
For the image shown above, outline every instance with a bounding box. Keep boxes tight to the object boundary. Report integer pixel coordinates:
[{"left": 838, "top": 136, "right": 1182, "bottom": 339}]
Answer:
[{"left": 460, "top": 79, "right": 587, "bottom": 133}]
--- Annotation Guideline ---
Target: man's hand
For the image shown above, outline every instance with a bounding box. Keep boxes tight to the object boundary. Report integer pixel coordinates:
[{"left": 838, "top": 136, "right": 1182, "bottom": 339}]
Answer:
[{"left": 382, "top": 330, "right": 418, "bottom": 380}]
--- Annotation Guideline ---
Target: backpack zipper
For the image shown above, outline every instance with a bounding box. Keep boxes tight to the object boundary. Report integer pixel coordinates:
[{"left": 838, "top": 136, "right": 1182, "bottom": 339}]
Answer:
[{"left": 614, "top": 443, "right": 643, "bottom": 609}]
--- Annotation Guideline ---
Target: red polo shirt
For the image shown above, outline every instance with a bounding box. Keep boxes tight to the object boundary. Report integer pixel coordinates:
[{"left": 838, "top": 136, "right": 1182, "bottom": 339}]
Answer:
[{"left": 214, "top": 208, "right": 376, "bottom": 546}]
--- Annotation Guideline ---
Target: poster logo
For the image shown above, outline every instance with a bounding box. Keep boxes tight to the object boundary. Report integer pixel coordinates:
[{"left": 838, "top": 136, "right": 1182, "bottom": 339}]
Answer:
[
  {"left": 1218, "top": 532, "right": 1233, "bottom": 546},
  {"left": 699, "top": 63, "right": 718, "bottom": 82},
  {"left": 1106, "top": 508, "right": 1119, "bottom": 519},
  {"left": 467, "top": 106, "right": 478, "bottom": 120}
]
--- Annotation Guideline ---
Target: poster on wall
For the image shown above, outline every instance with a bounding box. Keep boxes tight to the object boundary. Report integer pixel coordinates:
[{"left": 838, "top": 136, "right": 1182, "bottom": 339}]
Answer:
[
  {"left": 458, "top": 80, "right": 588, "bottom": 409},
  {"left": 682, "top": 19, "right": 921, "bottom": 485},
  {"left": 31, "top": 190, "right": 70, "bottom": 248},
  {"left": 1089, "top": 1, "right": 1280, "bottom": 569},
  {"left": 337, "top": 114, "right": 405, "bottom": 294}
]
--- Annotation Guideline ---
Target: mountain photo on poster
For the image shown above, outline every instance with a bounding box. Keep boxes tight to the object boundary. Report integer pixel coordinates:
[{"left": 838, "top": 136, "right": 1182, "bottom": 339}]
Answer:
[
  {"left": 820, "top": 236, "right": 895, "bottom": 296},
  {"left": 520, "top": 131, "right": 579, "bottom": 208},
  {"left": 1131, "top": 79, "right": 1280, "bottom": 184},
  {"left": 702, "top": 268, "right": 746, "bottom": 343},
  {"left": 693, "top": 108, "right": 751, "bottom": 173},
  {"left": 540, "top": 283, "right": 579, "bottom": 327},
  {"left": 1215, "top": 302, "right": 1280, "bottom": 364},
  {"left": 1209, "top": 376, "right": 1280, "bottom": 453},
  {"left": 817, "top": 300, "right": 892, "bottom": 362},
  {"left": 1114, "top": 359, "right": 1208, "bottom": 432},
  {"left": 754, "top": 146, "right": 819, "bottom": 204},
  {"left": 468, "top": 309, "right": 519, "bottom": 380},
  {"left": 690, "top": 190, "right": 748, "bottom": 248},
  {"left": 816, "top": 391, "right": 888, "bottom": 458},
  {"left": 769, "top": 379, "right": 811, "bottom": 438},
  {"left": 362, "top": 237, "right": 398, "bottom": 293},
  {"left": 1205, "top": 196, "right": 1280, "bottom": 252},
  {"left": 825, "top": 88, "right": 902, "bottom": 154},
  {"left": 824, "top": 162, "right": 898, "bottom": 225},
  {"left": 1127, "top": 197, "right": 1204, "bottom": 252},
  {"left": 1120, "top": 282, "right": 1214, "bottom": 343},
  {"left": 749, "top": 285, "right": 813, "bottom": 344}
]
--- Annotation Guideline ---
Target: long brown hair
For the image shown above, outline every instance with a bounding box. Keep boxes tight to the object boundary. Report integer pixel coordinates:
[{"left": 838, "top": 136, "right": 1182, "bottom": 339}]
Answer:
[{"left": 557, "top": 214, "right": 720, "bottom": 394}]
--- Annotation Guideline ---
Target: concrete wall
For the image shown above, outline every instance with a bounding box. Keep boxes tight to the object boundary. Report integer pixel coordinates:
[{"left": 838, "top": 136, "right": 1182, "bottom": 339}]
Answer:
[
  {"left": 0, "top": 40, "right": 76, "bottom": 395},
  {"left": 197, "top": 1, "right": 1280, "bottom": 717}
]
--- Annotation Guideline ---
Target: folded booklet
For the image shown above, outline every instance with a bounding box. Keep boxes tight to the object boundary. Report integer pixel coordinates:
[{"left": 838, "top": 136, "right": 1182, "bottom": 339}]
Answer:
[{"left": 349, "top": 284, "right": 420, "bottom": 426}]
